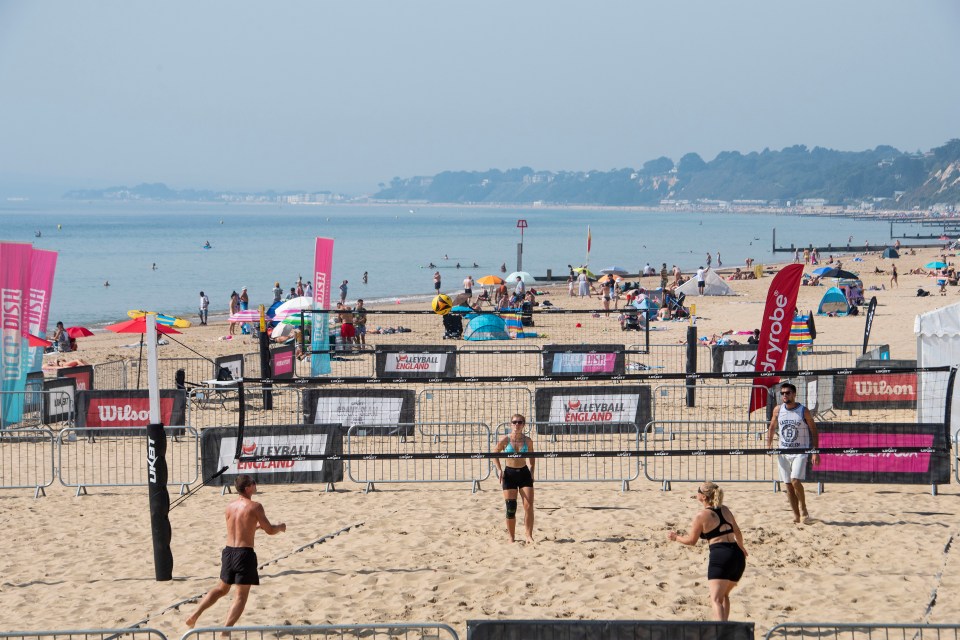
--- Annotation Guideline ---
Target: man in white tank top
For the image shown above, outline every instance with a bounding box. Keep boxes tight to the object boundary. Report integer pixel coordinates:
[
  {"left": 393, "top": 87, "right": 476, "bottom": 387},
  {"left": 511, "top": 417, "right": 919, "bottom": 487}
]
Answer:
[{"left": 766, "top": 382, "right": 819, "bottom": 524}]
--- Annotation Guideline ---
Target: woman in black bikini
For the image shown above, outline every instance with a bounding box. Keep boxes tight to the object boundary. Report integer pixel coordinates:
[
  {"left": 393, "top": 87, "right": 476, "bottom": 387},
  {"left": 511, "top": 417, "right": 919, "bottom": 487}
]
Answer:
[
  {"left": 667, "top": 481, "right": 747, "bottom": 621},
  {"left": 493, "top": 413, "right": 535, "bottom": 543}
]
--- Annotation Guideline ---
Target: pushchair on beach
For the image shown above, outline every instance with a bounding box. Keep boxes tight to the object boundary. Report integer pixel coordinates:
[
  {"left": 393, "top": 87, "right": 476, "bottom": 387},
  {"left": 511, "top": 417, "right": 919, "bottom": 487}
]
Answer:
[{"left": 442, "top": 313, "right": 463, "bottom": 339}]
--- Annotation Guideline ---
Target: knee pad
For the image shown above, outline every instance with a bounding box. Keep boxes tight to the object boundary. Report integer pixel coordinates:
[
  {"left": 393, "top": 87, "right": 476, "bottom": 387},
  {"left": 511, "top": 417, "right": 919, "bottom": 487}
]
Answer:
[{"left": 505, "top": 499, "right": 518, "bottom": 519}]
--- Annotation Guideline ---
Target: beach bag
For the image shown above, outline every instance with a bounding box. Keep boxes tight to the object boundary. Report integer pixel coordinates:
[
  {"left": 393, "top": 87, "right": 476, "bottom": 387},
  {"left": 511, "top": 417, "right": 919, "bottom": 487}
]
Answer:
[{"left": 917, "top": 288, "right": 930, "bottom": 297}]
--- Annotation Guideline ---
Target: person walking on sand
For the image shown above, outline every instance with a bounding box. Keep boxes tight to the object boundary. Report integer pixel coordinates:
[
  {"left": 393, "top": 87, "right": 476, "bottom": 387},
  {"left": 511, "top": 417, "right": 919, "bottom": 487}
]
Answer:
[
  {"left": 891, "top": 264, "right": 898, "bottom": 289},
  {"left": 766, "top": 382, "right": 819, "bottom": 524},
  {"left": 660, "top": 263, "right": 668, "bottom": 290},
  {"left": 493, "top": 414, "right": 536, "bottom": 543},
  {"left": 186, "top": 475, "right": 286, "bottom": 630},
  {"left": 228, "top": 291, "right": 240, "bottom": 336},
  {"left": 354, "top": 299, "right": 367, "bottom": 346},
  {"left": 696, "top": 266, "right": 706, "bottom": 295},
  {"left": 667, "top": 481, "right": 747, "bottom": 621},
  {"left": 198, "top": 291, "right": 210, "bottom": 326}
]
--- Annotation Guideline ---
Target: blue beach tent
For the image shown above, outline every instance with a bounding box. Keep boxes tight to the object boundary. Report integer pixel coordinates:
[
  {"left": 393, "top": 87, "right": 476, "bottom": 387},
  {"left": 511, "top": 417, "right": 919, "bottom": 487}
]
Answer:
[
  {"left": 463, "top": 314, "right": 511, "bottom": 341},
  {"left": 817, "top": 287, "right": 850, "bottom": 316}
]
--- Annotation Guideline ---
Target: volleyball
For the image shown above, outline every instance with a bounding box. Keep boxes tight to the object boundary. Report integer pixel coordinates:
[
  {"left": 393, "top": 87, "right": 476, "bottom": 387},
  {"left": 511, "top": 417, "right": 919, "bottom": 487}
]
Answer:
[{"left": 432, "top": 294, "right": 453, "bottom": 315}]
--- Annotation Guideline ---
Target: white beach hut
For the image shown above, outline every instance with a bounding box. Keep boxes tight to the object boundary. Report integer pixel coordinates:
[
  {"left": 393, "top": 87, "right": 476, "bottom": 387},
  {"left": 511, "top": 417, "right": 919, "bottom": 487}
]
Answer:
[{"left": 914, "top": 302, "right": 960, "bottom": 435}]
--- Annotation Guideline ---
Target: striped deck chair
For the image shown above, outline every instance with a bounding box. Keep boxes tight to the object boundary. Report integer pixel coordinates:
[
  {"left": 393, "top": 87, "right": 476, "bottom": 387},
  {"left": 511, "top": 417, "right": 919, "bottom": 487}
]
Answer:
[
  {"left": 501, "top": 309, "right": 524, "bottom": 338},
  {"left": 789, "top": 313, "right": 813, "bottom": 353}
]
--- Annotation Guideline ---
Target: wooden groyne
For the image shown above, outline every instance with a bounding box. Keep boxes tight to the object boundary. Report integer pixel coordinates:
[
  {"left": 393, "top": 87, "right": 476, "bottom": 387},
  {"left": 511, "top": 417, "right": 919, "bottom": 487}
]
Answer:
[{"left": 771, "top": 228, "right": 944, "bottom": 254}]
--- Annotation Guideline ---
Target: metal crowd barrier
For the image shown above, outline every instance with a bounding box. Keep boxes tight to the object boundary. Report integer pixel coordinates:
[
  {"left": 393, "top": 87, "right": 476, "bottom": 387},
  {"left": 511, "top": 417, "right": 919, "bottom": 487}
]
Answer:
[
  {"left": 765, "top": 623, "right": 960, "bottom": 639},
  {"left": 293, "top": 344, "right": 377, "bottom": 378},
  {"left": 182, "top": 624, "right": 459, "bottom": 640},
  {"left": 0, "top": 630, "right": 168, "bottom": 640},
  {"left": 416, "top": 386, "right": 534, "bottom": 436},
  {"left": 457, "top": 345, "right": 542, "bottom": 378},
  {"left": 57, "top": 426, "right": 200, "bottom": 496},
  {"left": 794, "top": 343, "right": 868, "bottom": 370},
  {"left": 93, "top": 359, "right": 129, "bottom": 390},
  {"left": 346, "top": 422, "right": 491, "bottom": 493},
  {"left": 0, "top": 427, "right": 56, "bottom": 497},
  {"left": 496, "top": 421, "right": 641, "bottom": 491},
  {"left": 0, "top": 389, "right": 75, "bottom": 430},
  {"left": 131, "top": 357, "right": 215, "bottom": 390},
  {"left": 955, "top": 432, "right": 959, "bottom": 486},
  {"left": 185, "top": 386, "right": 303, "bottom": 431}
]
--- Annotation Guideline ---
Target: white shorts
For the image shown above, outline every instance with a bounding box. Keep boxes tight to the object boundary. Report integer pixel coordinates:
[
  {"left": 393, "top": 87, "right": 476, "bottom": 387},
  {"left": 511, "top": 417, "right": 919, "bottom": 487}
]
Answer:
[{"left": 777, "top": 453, "right": 808, "bottom": 483}]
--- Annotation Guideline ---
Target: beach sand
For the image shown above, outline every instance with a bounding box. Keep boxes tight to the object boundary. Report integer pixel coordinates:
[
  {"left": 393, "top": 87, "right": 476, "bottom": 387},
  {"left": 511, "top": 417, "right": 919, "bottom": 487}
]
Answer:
[{"left": 3, "top": 245, "right": 960, "bottom": 636}]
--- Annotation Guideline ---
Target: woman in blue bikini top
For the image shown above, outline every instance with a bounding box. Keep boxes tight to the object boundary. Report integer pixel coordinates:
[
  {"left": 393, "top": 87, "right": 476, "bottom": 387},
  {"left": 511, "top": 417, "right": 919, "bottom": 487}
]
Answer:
[{"left": 493, "top": 413, "right": 536, "bottom": 543}]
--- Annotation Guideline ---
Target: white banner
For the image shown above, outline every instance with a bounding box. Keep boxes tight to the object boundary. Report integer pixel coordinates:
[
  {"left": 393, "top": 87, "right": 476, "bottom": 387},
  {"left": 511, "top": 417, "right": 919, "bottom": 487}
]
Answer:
[
  {"left": 312, "top": 396, "right": 404, "bottom": 426},
  {"left": 220, "top": 434, "right": 328, "bottom": 473},
  {"left": 548, "top": 393, "right": 639, "bottom": 423}
]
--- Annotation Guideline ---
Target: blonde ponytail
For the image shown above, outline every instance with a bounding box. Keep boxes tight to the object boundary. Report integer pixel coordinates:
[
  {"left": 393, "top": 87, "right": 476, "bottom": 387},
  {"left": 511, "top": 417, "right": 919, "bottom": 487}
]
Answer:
[{"left": 700, "top": 482, "right": 723, "bottom": 508}]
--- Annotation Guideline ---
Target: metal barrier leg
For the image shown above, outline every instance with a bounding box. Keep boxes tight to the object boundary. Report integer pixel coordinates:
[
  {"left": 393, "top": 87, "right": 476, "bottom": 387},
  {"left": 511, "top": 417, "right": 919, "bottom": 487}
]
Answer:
[
  {"left": 661, "top": 480, "right": 671, "bottom": 492},
  {"left": 179, "top": 484, "right": 188, "bottom": 495},
  {"left": 75, "top": 485, "right": 88, "bottom": 497},
  {"left": 621, "top": 479, "right": 630, "bottom": 492},
  {"left": 325, "top": 482, "right": 335, "bottom": 492},
  {"left": 817, "top": 482, "right": 824, "bottom": 495},
  {"left": 472, "top": 480, "right": 480, "bottom": 493},
  {"left": 773, "top": 480, "right": 781, "bottom": 493},
  {"left": 34, "top": 486, "right": 45, "bottom": 499},
  {"left": 932, "top": 484, "right": 938, "bottom": 496},
  {"left": 364, "top": 482, "right": 375, "bottom": 493}
]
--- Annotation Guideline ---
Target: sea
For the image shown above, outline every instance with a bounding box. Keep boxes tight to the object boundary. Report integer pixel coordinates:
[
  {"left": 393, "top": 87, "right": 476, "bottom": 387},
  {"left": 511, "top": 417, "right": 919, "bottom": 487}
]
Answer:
[{"left": 0, "top": 199, "right": 906, "bottom": 327}]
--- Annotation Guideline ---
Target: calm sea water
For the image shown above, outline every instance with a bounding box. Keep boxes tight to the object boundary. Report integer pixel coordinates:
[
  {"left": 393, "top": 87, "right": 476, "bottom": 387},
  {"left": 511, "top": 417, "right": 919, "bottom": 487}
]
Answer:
[{"left": 0, "top": 199, "right": 901, "bottom": 327}]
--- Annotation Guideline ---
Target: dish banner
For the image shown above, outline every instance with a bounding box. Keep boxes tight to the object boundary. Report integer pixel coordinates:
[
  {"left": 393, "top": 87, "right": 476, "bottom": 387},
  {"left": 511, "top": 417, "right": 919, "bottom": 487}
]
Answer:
[
  {"left": 0, "top": 242, "right": 32, "bottom": 425},
  {"left": 270, "top": 344, "right": 296, "bottom": 379},
  {"left": 310, "top": 237, "right": 334, "bottom": 376},
  {"left": 541, "top": 344, "right": 626, "bottom": 376},
  {"left": 808, "top": 421, "right": 950, "bottom": 484},
  {"left": 862, "top": 296, "right": 878, "bottom": 354},
  {"left": 200, "top": 424, "right": 344, "bottom": 485},
  {"left": 25, "top": 249, "right": 57, "bottom": 374},
  {"left": 749, "top": 264, "right": 803, "bottom": 413},
  {"left": 534, "top": 385, "right": 651, "bottom": 434}
]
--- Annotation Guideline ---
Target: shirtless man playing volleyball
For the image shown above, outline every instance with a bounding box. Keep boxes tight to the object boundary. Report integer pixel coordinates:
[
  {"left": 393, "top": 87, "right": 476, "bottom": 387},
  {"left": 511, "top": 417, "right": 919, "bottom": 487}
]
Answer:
[{"left": 186, "top": 475, "right": 286, "bottom": 630}]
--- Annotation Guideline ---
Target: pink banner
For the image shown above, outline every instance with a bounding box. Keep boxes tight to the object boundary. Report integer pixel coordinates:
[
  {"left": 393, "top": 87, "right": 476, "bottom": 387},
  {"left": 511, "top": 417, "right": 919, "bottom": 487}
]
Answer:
[
  {"left": 26, "top": 249, "right": 58, "bottom": 373},
  {"left": 816, "top": 432, "right": 933, "bottom": 473},
  {"left": 0, "top": 242, "right": 33, "bottom": 424},
  {"left": 311, "top": 238, "right": 335, "bottom": 376}
]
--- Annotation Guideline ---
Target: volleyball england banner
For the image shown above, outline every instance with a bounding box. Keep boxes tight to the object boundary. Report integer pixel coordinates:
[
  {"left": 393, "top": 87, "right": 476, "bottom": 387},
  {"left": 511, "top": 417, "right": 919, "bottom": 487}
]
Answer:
[
  {"left": 749, "top": 263, "right": 803, "bottom": 413},
  {"left": 311, "top": 237, "right": 334, "bottom": 376}
]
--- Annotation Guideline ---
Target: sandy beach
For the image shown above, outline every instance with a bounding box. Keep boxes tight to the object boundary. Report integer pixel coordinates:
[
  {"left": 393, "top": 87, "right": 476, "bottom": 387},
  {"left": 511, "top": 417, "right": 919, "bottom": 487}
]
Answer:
[{"left": 3, "top": 245, "right": 960, "bottom": 636}]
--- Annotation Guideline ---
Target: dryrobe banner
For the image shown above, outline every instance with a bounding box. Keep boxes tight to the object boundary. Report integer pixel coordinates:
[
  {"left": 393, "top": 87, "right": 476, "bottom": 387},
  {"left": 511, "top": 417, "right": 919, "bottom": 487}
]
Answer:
[
  {"left": 42, "top": 377, "right": 75, "bottom": 424},
  {"left": 57, "top": 364, "right": 94, "bottom": 391},
  {"left": 0, "top": 242, "right": 32, "bottom": 425},
  {"left": 310, "top": 237, "right": 334, "bottom": 377},
  {"left": 200, "top": 424, "right": 344, "bottom": 485},
  {"left": 712, "top": 344, "right": 798, "bottom": 373},
  {"left": 541, "top": 344, "right": 626, "bottom": 376},
  {"left": 75, "top": 390, "right": 186, "bottom": 432},
  {"left": 375, "top": 346, "right": 457, "bottom": 379},
  {"left": 809, "top": 421, "right": 950, "bottom": 484},
  {"left": 270, "top": 344, "right": 296, "bottom": 379},
  {"left": 303, "top": 388, "right": 415, "bottom": 435},
  {"left": 750, "top": 263, "right": 803, "bottom": 413},
  {"left": 832, "top": 372, "right": 918, "bottom": 410},
  {"left": 213, "top": 354, "right": 243, "bottom": 381},
  {"left": 534, "top": 385, "right": 651, "bottom": 434},
  {"left": 25, "top": 249, "right": 57, "bottom": 374}
]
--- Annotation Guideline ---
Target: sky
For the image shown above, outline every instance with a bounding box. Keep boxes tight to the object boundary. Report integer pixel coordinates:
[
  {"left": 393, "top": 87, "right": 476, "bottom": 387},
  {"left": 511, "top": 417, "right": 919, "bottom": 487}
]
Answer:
[{"left": 0, "top": 1, "right": 958, "bottom": 195}]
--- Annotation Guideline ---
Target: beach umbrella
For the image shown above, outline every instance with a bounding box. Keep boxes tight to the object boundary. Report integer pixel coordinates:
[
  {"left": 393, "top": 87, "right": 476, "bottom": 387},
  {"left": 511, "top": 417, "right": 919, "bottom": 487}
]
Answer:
[
  {"left": 505, "top": 271, "right": 535, "bottom": 285},
  {"left": 228, "top": 310, "right": 262, "bottom": 323},
  {"left": 476, "top": 275, "right": 504, "bottom": 286},
  {"left": 572, "top": 267, "right": 596, "bottom": 278},
  {"left": 26, "top": 333, "right": 52, "bottom": 348},
  {"left": 271, "top": 322, "right": 296, "bottom": 339},
  {"left": 275, "top": 296, "right": 314, "bottom": 314},
  {"left": 65, "top": 326, "right": 94, "bottom": 338},
  {"left": 813, "top": 267, "right": 859, "bottom": 280},
  {"left": 926, "top": 261, "right": 948, "bottom": 269},
  {"left": 599, "top": 266, "right": 629, "bottom": 276},
  {"left": 106, "top": 317, "right": 180, "bottom": 389}
]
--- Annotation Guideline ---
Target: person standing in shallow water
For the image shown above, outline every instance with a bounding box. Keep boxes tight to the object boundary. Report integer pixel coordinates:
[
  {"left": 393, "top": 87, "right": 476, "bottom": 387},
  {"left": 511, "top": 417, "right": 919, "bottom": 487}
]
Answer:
[
  {"left": 668, "top": 481, "right": 747, "bottom": 621},
  {"left": 493, "top": 414, "right": 535, "bottom": 543}
]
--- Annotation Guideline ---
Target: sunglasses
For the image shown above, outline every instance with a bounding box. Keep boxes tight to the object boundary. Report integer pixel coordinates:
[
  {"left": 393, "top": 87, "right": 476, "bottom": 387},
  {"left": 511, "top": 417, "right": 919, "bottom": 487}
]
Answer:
[
  {"left": 780, "top": 390, "right": 794, "bottom": 395},
  {"left": 511, "top": 419, "right": 525, "bottom": 425}
]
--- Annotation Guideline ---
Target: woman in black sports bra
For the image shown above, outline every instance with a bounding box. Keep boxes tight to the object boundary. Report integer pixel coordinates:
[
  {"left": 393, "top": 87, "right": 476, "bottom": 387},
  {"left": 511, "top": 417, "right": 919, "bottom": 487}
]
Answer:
[
  {"left": 667, "top": 481, "right": 748, "bottom": 621},
  {"left": 493, "top": 413, "right": 535, "bottom": 543}
]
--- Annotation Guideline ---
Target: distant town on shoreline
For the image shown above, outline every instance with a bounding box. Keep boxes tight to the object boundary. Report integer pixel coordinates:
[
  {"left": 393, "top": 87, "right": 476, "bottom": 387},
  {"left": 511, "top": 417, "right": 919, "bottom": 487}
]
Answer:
[{"left": 62, "top": 139, "right": 960, "bottom": 214}]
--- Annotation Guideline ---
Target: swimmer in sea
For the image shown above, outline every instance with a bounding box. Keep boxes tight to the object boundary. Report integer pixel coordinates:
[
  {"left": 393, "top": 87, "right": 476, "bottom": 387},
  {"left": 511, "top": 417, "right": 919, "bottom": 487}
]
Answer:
[{"left": 104, "top": 281, "right": 110, "bottom": 287}]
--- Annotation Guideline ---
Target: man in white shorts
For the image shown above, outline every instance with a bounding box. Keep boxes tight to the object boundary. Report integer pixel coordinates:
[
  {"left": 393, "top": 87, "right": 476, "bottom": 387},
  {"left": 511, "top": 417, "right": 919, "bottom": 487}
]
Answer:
[{"left": 766, "top": 382, "right": 819, "bottom": 524}]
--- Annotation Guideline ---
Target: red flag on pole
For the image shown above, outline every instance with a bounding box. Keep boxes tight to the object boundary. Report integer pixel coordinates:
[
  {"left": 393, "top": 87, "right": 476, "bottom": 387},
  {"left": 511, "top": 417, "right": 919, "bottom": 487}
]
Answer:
[{"left": 749, "top": 263, "right": 804, "bottom": 413}]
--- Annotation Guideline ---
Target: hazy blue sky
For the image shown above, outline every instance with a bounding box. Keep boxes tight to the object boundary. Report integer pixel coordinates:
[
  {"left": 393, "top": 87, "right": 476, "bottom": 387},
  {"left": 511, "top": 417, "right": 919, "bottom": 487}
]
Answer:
[{"left": 1, "top": 1, "right": 958, "bottom": 195}]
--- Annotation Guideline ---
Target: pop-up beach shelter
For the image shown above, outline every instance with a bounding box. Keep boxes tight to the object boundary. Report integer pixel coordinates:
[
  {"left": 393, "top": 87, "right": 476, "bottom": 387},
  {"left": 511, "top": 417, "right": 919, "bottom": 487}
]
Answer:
[
  {"left": 463, "top": 314, "right": 510, "bottom": 341},
  {"left": 915, "top": 303, "right": 960, "bottom": 435},
  {"left": 882, "top": 247, "right": 900, "bottom": 259},
  {"left": 817, "top": 287, "right": 850, "bottom": 316},
  {"left": 676, "top": 270, "right": 735, "bottom": 296}
]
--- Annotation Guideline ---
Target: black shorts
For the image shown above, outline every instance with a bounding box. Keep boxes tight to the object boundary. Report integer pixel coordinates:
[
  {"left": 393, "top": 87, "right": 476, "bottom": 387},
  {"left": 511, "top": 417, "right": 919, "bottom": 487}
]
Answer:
[
  {"left": 707, "top": 542, "right": 745, "bottom": 582},
  {"left": 501, "top": 465, "right": 534, "bottom": 490},
  {"left": 220, "top": 546, "right": 259, "bottom": 585}
]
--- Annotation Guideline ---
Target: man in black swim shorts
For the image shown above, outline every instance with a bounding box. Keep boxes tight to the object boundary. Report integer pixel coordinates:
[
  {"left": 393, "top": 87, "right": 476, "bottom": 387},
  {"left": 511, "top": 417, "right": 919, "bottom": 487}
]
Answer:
[{"left": 186, "top": 475, "right": 287, "bottom": 630}]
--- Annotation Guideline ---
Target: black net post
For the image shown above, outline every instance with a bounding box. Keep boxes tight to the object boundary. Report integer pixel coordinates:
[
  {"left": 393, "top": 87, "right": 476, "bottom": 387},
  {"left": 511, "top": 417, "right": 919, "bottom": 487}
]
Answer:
[
  {"left": 685, "top": 324, "right": 697, "bottom": 407},
  {"left": 147, "top": 422, "right": 173, "bottom": 581},
  {"left": 259, "top": 327, "right": 273, "bottom": 410}
]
